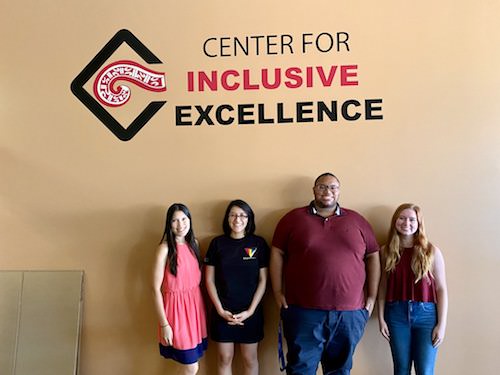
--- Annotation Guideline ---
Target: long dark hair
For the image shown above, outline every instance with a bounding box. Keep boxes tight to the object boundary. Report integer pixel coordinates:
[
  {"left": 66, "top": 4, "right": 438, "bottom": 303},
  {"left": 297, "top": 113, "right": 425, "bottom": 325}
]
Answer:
[
  {"left": 159, "top": 203, "right": 201, "bottom": 276},
  {"left": 222, "top": 199, "right": 256, "bottom": 237}
]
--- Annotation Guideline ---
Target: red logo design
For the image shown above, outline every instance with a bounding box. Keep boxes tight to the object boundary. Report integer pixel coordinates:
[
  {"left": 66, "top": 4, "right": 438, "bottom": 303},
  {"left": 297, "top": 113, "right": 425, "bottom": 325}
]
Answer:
[{"left": 93, "top": 60, "right": 166, "bottom": 107}]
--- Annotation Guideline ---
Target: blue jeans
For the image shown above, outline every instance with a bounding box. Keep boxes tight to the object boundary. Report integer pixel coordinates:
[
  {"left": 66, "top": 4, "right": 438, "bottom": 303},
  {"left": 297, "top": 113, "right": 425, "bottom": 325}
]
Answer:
[
  {"left": 282, "top": 305, "right": 369, "bottom": 375},
  {"left": 385, "top": 301, "right": 438, "bottom": 375}
]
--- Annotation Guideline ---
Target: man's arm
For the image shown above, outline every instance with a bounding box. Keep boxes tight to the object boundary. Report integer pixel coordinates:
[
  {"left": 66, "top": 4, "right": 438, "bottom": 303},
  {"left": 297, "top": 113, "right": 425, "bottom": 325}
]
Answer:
[
  {"left": 270, "top": 245, "right": 288, "bottom": 309},
  {"left": 365, "top": 251, "right": 381, "bottom": 316}
]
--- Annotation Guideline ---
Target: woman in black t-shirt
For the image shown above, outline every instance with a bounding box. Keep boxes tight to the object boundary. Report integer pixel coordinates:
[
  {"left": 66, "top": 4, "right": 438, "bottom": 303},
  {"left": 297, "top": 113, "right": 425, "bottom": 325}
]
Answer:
[{"left": 205, "top": 199, "right": 269, "bottom": 375}]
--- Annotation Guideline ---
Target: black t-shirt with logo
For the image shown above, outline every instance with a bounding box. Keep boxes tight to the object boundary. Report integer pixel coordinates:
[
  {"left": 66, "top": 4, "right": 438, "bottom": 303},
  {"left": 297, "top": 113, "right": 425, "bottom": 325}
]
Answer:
[{"left": 205, "top": 234, "right": 269, "bottom": 312}]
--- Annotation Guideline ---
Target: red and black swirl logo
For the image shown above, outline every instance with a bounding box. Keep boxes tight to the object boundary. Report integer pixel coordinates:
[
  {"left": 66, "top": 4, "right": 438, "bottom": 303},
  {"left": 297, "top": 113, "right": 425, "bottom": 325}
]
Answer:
[{"left": 71, "top": 30, "right": 166, "bottom": 141}]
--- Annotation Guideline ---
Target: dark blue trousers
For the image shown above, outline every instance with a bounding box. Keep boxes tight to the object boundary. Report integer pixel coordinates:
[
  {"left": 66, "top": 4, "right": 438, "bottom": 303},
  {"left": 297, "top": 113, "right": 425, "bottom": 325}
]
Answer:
[{"left": 282, "top": 305, "right": 369, "bottom": 375}]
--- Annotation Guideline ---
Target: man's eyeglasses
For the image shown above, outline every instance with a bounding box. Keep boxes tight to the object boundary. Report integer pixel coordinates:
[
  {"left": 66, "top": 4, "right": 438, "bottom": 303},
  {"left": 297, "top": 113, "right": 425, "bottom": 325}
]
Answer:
[
  {"left": 315, "top": 184, "right": 340, "bottom": 192},
  {"left": 229, "top": 213, "right": 248, "bottom": 220}
]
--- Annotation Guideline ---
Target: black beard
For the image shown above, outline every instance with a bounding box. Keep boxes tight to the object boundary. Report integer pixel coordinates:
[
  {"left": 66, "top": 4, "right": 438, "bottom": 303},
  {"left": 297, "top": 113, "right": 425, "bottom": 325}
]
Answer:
[{"left": 315, "top": 200, "right": 336, "bottom": 209}]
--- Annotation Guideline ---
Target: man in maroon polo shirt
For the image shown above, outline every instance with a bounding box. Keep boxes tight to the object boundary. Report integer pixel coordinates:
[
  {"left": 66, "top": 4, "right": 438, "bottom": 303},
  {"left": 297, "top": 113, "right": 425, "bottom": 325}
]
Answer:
[{"left": 270, "top": 172, "right": 381, "bottom": 375}]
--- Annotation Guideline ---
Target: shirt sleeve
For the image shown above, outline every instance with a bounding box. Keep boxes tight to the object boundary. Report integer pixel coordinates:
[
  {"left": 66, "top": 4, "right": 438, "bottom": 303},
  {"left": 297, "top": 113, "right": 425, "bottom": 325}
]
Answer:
[
  {"left": 204, "top": 237, "right": 218, "bottom": 265},
  {"left": 257, "top": 237, "right": 270, "bottom": 268},
  {"left": 271, "top": 212, "right": 292, "bottom": 251},
  {"left": 358, "top": 216, "right": 380, "bottom": 255}
]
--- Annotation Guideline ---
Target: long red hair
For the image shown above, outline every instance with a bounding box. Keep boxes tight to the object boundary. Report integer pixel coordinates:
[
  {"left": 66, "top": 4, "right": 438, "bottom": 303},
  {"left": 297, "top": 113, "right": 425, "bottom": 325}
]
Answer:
[{"left": 383, "top": 203, "right": 434, "bottom": 282}]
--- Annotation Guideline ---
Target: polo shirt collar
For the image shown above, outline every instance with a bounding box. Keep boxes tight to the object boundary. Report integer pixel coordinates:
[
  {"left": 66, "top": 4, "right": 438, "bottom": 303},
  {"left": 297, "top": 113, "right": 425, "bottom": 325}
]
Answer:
[{"left": 308, "top": 201, "right": 341, "bottom": 216}]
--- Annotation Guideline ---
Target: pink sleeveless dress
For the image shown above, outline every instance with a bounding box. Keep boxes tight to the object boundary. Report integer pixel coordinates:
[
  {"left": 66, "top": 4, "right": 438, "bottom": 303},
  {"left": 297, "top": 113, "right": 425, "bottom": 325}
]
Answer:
[{"left": 159, "top": 243, "right": 207, "bottom": 364}]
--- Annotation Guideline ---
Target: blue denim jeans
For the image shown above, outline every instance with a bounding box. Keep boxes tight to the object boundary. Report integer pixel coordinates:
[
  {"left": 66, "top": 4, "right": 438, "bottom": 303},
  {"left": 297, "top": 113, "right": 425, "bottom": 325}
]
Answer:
[
  {"left": 282, "top": 305, "right": 369, "bottom": 375},
  {"left": 385, "top": 301, "right": 438, "bottom": 375}
]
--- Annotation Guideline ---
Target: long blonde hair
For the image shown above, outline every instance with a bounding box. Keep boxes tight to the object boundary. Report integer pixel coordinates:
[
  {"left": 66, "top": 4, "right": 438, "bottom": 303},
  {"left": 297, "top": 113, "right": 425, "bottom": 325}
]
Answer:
[{"left": 383, "top": 203, "right": 434, "bottom": 282}]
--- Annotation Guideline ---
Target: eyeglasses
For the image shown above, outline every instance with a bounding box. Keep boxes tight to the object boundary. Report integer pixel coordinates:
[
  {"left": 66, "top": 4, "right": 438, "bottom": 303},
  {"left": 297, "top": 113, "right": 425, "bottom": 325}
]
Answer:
[
  {"left": 229, "top": 213, "right": 248, "bottom": 220},
  {"left": 315, "top": 184, "right": 340, "bottom": 192}
]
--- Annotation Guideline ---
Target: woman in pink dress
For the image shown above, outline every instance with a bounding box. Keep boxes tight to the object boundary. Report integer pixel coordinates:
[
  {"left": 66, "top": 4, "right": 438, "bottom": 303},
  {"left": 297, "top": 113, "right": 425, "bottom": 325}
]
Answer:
[{"left": 153, "top": 203, "right": 208, "bottom": 374}]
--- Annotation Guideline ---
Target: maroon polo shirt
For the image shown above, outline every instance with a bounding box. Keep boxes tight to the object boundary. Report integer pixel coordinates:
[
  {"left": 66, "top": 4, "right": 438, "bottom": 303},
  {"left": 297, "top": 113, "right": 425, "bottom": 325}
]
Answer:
[{"left": 272, "top": 204, "right": 379, "bottom": 310}]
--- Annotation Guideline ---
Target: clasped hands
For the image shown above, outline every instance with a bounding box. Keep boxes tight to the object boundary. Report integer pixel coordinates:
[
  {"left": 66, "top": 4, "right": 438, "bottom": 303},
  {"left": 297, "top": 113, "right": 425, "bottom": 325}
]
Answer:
[{"left": 218, "top": 309, "right": 252, "bottom": 325}]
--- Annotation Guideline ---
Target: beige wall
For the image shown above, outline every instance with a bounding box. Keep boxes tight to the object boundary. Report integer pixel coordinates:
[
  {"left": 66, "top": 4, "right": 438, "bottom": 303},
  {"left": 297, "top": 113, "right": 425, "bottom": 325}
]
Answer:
[{"left": 1, "top": 1, "right": 499, "bottom": 374}]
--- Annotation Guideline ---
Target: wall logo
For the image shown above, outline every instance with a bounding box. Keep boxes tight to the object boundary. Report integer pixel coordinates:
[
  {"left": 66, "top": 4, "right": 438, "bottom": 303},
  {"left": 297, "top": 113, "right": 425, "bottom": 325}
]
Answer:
[
  {"left": 71, "top": 29, "right": 166, "bottom": 141},
  {"left": 72, "top": 29, "right": 383, "bottom": 139}
]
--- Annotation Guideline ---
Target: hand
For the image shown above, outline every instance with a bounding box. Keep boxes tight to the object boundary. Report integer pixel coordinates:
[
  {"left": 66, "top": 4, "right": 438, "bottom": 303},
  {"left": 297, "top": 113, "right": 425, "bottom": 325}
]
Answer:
[
  {"left": 161, "top": 325, "right": 173, "bottom": 346},
  {"left": 232, "top": 310, "right": 253, "bottom": 325},
  {"left": 364, "top": 298, "right": 375, "bottom": 317},
  {"left": 379, "top": 319, "right": 390, "bottom": 341},
  {"left": 218, "top": 309, "right": 243, "bottom": 326},
  {"left": 274, "top": 291, "right": 288, "bottom": 309},
  {"left": 432, "top": 324, "right": 445, "bottom": 347}
]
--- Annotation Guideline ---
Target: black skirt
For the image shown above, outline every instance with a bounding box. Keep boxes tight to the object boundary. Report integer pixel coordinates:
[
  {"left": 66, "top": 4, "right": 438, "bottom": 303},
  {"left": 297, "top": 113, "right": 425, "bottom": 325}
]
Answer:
[{"left": 209, "top": 305, "right": 264, "bottom": 343}]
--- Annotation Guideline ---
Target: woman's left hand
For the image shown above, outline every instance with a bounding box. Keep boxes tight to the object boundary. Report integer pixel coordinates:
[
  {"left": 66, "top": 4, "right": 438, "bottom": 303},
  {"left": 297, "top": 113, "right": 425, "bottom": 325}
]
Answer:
[
  {"left": 232, "top": 310, "right": 253, "bottom": 325},
  {"left": 432, "top": 324, "right": 445, "bottom": 347}
]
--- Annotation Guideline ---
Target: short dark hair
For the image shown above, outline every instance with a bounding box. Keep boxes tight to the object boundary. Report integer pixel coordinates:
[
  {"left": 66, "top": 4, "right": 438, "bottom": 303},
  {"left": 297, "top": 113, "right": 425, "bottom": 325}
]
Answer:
[
  {"left": 314, "top": 172, "right": 340, "bottom": 186},
  {"left": 222, "top": 199, "right": 256, "bottom": 237}
]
